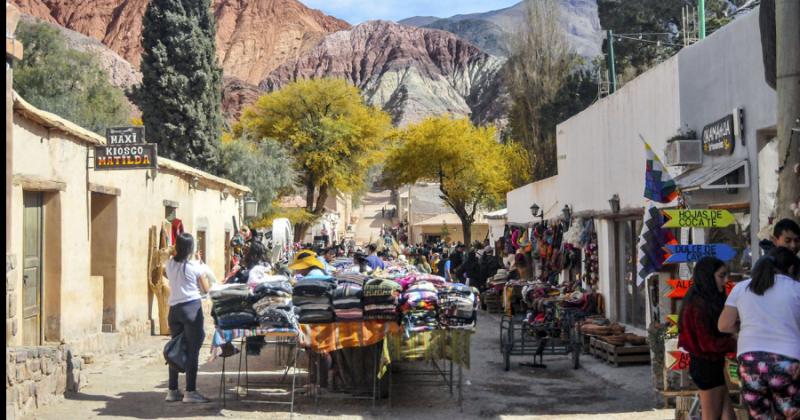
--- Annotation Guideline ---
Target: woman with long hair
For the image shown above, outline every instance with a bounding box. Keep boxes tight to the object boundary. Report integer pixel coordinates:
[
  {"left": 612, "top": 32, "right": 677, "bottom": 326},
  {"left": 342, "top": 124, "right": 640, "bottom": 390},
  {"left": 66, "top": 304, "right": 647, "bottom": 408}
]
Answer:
[
  {"left": 678, "top": 257, "right": 736, "bottom": 420},
  {"left": 416, "top": 254, "right": 432, "bottom": 274},
  {"left": 719, "top": 247, "right": 800, "bottom": 420},
  {"left": 165, "top": 233, "right": 210, "bottom": 403},
  {"left": 225, "top": 241, "right": 268, "bottom": 284}
]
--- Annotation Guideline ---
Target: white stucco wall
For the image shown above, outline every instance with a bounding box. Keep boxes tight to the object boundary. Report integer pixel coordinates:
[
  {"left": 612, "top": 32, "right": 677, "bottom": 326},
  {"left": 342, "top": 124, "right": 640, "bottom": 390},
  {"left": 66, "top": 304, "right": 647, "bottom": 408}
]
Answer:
[
  {"left": 506, "top": 176, "right": 559, "bottom": 224},
  {"left": 555, "top": 55, "right": 682, "bottom": 214}
]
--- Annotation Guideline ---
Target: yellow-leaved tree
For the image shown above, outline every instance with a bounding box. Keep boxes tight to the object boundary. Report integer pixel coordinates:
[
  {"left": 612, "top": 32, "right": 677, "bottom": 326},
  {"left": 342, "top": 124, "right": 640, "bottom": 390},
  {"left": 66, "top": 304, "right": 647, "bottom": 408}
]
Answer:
[
  {"left": 234, "top": 78, "right": 393, "bottom": 241},
  {"left": 384, "top": 116, "right": 528, "bottom": 246}
]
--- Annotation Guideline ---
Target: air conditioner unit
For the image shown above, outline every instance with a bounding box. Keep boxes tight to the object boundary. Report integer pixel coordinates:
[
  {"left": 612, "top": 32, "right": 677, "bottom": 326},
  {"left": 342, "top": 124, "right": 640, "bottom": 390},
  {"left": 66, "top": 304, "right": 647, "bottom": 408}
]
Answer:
[{"left": 665, "top": 140, "right": 702, "bottom": 166}]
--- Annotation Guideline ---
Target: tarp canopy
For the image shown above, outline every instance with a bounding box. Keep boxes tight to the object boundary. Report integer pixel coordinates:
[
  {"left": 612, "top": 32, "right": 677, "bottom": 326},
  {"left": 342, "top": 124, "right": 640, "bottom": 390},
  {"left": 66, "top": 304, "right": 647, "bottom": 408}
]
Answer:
[{"left": 675, "top": 158, "right": 749, "bottom": 191}]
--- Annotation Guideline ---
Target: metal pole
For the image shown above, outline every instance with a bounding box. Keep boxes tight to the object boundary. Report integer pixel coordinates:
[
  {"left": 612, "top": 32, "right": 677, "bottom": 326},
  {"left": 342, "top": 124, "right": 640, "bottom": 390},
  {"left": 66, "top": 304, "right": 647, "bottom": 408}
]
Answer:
[
  {"left": 606, "top": 30, "right": 617, "bottom": 93},
  {"left": 698, "top": 0, "right": 706, "bottom": 39}
]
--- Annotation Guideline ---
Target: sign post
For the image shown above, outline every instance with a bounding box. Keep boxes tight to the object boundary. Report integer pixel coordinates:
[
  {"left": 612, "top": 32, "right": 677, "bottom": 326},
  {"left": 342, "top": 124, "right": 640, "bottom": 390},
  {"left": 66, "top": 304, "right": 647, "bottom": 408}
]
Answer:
[{"left": 94, "top": 126, "right": 157, "bottom": 171}]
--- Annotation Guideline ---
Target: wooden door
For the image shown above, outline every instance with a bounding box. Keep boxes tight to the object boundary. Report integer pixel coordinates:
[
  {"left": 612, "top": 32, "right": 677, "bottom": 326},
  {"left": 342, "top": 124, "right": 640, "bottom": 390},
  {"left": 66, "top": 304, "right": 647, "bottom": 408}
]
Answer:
[{"left": 22, "top": 192, "right": 43, "bottom": 345}]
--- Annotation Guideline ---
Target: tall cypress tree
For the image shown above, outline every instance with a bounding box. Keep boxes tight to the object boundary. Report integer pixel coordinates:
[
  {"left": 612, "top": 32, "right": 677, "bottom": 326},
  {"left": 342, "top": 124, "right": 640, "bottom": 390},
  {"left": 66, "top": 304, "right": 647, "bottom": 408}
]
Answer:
[{"left": 132, "top": 0, "right": 223, "bottom": 172}]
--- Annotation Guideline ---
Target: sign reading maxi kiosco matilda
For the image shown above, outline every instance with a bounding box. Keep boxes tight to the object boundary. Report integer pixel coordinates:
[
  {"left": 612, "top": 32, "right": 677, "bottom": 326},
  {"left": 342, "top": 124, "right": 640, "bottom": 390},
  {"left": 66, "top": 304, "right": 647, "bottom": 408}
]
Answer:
[
  {"left": 702, "top": 114, "right": 735, "bottom": 155},
  {"left": 94, "top": 126, "right": 157, "bottom": 170}
]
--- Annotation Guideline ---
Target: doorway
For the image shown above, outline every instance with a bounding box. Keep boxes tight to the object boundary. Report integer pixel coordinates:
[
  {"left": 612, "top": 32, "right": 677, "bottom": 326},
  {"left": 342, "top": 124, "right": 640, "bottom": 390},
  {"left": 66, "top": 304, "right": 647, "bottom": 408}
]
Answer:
[
  {"left": 22, "top": 191, "right": 44, "bottom": 346},
  {"left": 91, "top": 192, "right": 118, "bottom": 332}
]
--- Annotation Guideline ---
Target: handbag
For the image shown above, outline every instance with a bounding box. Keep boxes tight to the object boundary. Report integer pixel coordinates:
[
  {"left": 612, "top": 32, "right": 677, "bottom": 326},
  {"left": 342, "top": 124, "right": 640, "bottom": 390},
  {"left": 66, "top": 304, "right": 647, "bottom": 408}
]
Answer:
[{"left": 163, "top": 332, "right": 188, "bottom": 373}]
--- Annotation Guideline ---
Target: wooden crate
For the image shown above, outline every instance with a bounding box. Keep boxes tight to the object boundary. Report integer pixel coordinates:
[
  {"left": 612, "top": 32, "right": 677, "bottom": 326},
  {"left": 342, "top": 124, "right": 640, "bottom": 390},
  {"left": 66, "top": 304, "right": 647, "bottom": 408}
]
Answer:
[{"left": 590, "top": 337, "right": 651, "bottom": 366}]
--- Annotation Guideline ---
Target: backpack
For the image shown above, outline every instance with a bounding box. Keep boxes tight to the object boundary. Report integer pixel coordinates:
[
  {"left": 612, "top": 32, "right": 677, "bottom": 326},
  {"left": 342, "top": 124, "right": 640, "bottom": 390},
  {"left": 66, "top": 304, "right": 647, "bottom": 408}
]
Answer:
[{"left": 163, "top": 332, "right": 188, "bottom": 373}]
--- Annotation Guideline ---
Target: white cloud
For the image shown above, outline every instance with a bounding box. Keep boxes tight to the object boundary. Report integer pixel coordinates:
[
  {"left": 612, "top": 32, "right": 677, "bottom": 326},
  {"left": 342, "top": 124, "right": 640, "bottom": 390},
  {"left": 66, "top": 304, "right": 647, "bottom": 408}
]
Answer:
[{"left": 302, "top": 0, "right": 520, "bottom": 24}]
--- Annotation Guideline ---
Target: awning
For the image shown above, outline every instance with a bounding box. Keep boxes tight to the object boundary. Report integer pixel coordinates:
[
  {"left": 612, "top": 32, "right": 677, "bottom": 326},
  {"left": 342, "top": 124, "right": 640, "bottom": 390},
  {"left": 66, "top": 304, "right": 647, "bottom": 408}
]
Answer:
[
  {"left": 675, "top": 158, "right": 749, "bottom": 191},
  {"left": 484, "top": 208, "right": 508, "bottom": 219}
]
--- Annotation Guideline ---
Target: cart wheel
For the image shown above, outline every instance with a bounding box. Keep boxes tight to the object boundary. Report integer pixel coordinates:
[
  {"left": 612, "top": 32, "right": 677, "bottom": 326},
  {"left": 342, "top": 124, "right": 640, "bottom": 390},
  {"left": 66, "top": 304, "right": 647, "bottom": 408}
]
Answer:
[
  {"left": 499, "top": 317, "right": 508, "bottom": 352},
  {"left": 503, "top": 348, "right": 510, "bottom": 371},
  {"left": 572, "top": 344, "right": 580, "bottom": 369}
]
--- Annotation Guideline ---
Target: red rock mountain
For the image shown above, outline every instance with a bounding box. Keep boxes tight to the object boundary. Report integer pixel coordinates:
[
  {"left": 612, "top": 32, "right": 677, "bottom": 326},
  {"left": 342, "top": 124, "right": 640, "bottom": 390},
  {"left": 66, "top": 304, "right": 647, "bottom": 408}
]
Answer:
[
  {"left": 262, "top": 20, "right": 508, "bottom": 126},
  {"left": 10, "top": 0, "right": 350, "bottom": 85}
]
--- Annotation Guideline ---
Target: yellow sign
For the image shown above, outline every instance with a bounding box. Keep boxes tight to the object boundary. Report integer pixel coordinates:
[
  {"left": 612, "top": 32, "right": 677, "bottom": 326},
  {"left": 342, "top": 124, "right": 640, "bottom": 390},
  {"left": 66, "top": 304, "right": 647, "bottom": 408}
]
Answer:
[
  {"left": 667, "top": 314, "right": 679, "bottom": 335},
  {"left": 662, "top": 209, "right": 735, "bottom": 228}
]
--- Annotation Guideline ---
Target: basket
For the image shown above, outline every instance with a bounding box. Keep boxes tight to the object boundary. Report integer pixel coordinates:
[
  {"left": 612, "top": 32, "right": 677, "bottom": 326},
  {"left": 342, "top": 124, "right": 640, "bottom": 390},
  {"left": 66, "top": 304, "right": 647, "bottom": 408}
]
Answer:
[
  {"left": 624, "top": 333, "right": 647, "bottom": 346},
  {"left": 601, "top": 335, "right": 628, "bottom": 346},
  {"left": 609, "top": 323, "right": 626, "bottom": 335},
  {"left": 580, "top": 324, "right": 612, "bottom": 336}
]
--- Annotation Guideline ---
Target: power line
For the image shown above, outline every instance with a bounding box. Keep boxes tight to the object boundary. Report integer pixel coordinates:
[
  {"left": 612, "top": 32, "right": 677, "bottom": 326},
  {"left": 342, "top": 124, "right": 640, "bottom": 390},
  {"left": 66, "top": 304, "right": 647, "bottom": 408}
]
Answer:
[{"left": 613, "top": 34, "right": 682, "bottom": 48}]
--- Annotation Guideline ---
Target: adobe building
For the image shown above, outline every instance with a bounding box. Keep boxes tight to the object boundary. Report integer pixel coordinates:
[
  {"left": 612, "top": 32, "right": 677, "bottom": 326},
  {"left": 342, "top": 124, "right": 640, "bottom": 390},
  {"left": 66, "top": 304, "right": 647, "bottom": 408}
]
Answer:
[{"left": 5, "top": 6, "right": 251, "bottom": 417}]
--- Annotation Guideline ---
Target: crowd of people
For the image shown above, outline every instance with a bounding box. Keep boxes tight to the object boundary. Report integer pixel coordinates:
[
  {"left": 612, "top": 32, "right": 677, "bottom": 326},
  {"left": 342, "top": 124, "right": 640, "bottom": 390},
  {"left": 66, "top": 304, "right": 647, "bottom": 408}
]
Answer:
[{"left": 677, "top": 218, "right": 800, "bottom": 420}]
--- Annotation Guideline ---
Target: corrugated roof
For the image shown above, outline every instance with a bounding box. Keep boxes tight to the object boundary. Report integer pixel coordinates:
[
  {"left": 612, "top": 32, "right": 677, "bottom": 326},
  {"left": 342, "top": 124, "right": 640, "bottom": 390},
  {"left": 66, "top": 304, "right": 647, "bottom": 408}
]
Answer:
[
  {"left": 12, "top": 91, "right": 250, "bottom": 193},
  {"left": 674, "top": 158, "right": 748, "bottom": 191}
]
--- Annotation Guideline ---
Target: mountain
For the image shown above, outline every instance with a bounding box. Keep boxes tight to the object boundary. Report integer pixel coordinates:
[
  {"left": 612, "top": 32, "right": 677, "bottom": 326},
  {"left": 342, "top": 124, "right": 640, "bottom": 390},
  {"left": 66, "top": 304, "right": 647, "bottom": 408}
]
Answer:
[
  {"left": 260, "top": 20, "right": 508, "bottom": 127},
  {"left": 399, "top": 0, "right": 603, "bottom": 58},
  {"left": 10, "top": 0, "right": 350, "bottom": 85}
]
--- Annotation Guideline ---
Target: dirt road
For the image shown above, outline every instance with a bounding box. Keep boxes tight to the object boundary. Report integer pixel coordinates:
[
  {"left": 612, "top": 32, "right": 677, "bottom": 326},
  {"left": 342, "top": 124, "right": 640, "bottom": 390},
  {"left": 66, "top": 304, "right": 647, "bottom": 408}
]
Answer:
[
  {"left": 353, "top": 190, "right": 394, "bottom": 245},
  {"left": 24, "top": 311, "right": 672, "bottom": 419}
]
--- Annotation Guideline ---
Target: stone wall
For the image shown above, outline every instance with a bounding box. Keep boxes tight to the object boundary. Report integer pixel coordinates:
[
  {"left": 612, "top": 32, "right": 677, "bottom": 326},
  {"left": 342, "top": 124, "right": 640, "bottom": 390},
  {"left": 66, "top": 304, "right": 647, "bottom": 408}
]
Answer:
[{"left": 6, "top": 344, "right": 84, "bottom": 420}]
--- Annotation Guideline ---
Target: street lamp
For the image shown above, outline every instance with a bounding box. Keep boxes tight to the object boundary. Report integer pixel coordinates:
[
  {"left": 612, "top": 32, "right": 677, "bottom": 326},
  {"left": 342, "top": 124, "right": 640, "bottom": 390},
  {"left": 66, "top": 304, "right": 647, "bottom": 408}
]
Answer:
[
  {"left": 608, "top": 194, "right": 621, "bottom": 214},
  {"left": 530, "top": 203, "right": 544, "bottom": 224},
  {"left": 244, "top": 196, "right": 258, "bottom": 220}
]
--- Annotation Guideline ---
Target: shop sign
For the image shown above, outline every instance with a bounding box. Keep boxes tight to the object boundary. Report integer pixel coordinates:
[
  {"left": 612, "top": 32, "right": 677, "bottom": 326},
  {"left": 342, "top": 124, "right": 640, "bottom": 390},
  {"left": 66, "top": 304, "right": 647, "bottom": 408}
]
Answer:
[
  {"left": 667, "top": 350, "right": 691, "bottom": 371},
  {"left": 94, "top": 144, "right": 158, "bottom": 170},
  {"left": 702, "top": 115, "right": 735, "bottom": 155},
  {"left": 106, "top": 126, "right": 145, "bottom": 145},
  {"left": 666, "top": 314, "right": 679, "bottom": 335},
  {"left": 664, "top": 244, "right": 736, "bottom": 263},
  {"left": 662, "top": 209, "right": 735, "bottom": 228}
]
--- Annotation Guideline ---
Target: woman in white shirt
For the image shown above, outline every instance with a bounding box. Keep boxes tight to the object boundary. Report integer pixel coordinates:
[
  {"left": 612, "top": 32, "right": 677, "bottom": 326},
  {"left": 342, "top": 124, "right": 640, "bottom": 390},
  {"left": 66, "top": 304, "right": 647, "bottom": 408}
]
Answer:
[
  {"left": 718, "top": 247, "right": 800, "bottom": 420},
  {"left": 165, "top": 233, "right": 211, "bottom": 403}
]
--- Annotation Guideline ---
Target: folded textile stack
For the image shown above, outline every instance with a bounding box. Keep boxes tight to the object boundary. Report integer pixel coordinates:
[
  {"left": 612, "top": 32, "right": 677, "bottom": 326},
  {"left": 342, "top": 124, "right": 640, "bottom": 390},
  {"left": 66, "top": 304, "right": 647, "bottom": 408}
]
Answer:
[
  {"left": 403, "top": 274, "right": 447, "bottom": 291},
  {"left": 210, "top": 283, "right": 258, "bottom": 329},
  {"left": 400, "top": 281, "right": 439, "bottom": 335},
  {"left": 332, "top": 283, "right": 363, "bottom": 320},
  {"left": 251, "top": 277, "right": 298, "bottom": 329},
  {"left": 362, "top": 278, "right": 402, "bottom": 321},
  {"left": 438, "top": 283, "right": 476, "bottom": 329},
  {"left": 292, "top": 275, "right": 336, "bottom": 324}
]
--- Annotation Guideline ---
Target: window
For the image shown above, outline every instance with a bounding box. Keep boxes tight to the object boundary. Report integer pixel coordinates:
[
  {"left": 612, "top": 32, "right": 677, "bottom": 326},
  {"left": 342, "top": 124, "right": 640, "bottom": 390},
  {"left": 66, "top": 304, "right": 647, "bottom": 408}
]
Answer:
[{"left": 615, "top": 219, "right": 646, "bottom": 329}]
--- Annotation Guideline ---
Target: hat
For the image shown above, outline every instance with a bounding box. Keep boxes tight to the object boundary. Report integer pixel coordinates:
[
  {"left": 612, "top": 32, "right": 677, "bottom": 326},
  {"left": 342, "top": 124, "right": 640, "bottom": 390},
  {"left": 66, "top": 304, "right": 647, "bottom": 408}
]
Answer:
[{"left": 289, "top": 249, "right": 324, "bottom": 271}]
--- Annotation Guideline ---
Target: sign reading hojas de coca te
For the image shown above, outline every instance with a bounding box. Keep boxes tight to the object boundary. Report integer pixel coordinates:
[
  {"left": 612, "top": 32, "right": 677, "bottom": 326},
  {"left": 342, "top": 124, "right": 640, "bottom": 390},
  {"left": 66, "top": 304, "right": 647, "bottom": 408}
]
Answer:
[{"left": 94, "top": 126, "right": 157, "bottom": 170}]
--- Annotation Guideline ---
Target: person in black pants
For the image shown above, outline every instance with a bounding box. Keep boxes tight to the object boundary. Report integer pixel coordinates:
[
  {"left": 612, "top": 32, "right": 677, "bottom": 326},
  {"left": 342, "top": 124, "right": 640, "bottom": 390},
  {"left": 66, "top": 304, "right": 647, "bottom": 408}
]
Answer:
[{"left": 165, "top": 233, "right": 211, "bottom": 403}]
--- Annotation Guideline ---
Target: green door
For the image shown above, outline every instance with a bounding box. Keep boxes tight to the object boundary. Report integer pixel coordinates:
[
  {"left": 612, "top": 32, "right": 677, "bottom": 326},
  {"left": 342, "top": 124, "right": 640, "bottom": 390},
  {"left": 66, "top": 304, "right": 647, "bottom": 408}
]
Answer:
[{"left": 22, "top": 192, "right": 43, "bottom": 346}]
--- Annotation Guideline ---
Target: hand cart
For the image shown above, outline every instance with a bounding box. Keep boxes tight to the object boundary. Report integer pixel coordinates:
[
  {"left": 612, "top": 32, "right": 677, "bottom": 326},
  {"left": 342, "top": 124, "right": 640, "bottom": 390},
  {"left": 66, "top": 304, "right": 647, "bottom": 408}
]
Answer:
[{"left": 499, "top": 305, "right": 584, "bottom": 371}]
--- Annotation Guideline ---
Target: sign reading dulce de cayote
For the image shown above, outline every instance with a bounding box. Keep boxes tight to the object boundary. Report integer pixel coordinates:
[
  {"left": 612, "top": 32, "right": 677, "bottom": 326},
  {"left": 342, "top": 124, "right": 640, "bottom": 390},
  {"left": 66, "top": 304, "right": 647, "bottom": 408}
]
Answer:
[{"left": 94, "top": 126, "right": 157, "bottom": 170}]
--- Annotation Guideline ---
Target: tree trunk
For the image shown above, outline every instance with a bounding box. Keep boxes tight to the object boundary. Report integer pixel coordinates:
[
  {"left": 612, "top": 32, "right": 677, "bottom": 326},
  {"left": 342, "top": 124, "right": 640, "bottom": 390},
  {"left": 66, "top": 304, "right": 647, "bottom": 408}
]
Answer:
[
  {"left": 294, "top": 222, "right": 309, "bottom": 244},
  {"left": 775, "top": 0, "right": 800, "bottom": 219},
  {"left": 461, "top": 221, "right": 472, "bottom": 248}
]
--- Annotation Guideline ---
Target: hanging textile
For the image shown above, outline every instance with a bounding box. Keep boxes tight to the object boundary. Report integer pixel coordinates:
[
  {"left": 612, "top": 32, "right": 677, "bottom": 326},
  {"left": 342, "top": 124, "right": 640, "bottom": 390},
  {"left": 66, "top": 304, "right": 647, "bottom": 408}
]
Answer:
[
  {"left": 636, "top": 204, "right": 678, "bottom": 286},
  {"left": 642, "top": 138, "right": 679, "bottom": 203},
  {"left": 171, "top": 218, "right": 185, "bottom": 244}
]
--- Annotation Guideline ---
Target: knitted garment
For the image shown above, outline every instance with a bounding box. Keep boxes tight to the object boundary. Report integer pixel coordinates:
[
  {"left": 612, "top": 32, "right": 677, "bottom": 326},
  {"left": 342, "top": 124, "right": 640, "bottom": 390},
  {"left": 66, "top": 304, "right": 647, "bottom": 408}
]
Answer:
[{"left": 217, "top": 311, "right": 258, "bottom": 329}]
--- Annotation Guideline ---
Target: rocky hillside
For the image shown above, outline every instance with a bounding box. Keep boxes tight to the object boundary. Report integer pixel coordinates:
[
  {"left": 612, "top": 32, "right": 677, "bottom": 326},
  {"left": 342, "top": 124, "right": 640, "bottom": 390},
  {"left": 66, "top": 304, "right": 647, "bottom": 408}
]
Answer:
[
  {"left": 10, "top": 0, "right": 350, "bottom": 85},
  {"left": 400, "top": 0, "right": 603, "bottom": 58},
  {"left": 261, "top": 20, "right": 508, "bottom": 127}
]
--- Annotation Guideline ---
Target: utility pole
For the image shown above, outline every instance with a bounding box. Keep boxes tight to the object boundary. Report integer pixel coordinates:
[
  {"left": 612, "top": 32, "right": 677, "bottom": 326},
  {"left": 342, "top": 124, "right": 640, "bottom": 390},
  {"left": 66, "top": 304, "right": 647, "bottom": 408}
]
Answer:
[
  {"left": 606, "top": 30, "right": 617, "bottom": 93},
  {"left": 698, "top": 0, "right": 706, "bottom": 39},
  {"left": 775, "top": 0, "right": 800, "bottom": 219}
]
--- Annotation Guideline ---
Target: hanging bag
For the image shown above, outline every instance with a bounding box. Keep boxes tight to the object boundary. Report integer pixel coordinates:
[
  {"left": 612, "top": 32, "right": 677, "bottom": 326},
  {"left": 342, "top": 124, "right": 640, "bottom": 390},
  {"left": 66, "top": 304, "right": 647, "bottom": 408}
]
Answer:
[{"left": 163, "top": 332, "right": 188, "bottom": 373}]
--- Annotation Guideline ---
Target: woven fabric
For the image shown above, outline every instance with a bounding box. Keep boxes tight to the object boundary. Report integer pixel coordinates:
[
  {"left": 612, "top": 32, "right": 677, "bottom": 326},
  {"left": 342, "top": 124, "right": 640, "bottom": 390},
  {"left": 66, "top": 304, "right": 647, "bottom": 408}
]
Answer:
[{"left": 379, "top": 330, "right": 473, "bottom": 378}]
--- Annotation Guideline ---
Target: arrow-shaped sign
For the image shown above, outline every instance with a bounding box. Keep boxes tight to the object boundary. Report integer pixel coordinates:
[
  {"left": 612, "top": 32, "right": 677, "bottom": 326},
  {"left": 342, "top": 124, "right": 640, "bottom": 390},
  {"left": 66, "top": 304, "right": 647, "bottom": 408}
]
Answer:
[
  {"left": 667, "top": 314, "right": 679, "bottom": 335},
  {"left": 666, "top": 279, "right": 693, "bottom": 298},
  {"left": 664, "top": 244, "right": 737, "bottom": 263},
  {"left": 662, "top": 209, "right": 736, "bottom": 228},
  {"left": 667, "top": 350, "right": 691, "bottom": 371}
]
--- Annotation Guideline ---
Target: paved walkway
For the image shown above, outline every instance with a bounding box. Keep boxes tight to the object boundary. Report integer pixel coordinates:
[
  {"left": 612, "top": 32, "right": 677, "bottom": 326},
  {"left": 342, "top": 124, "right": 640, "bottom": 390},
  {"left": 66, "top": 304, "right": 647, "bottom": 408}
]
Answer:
[
  {"left": 23, "top": 311, "right": 672, "bottom": 419},
  {"left": 353, "top": 189, "right": 394, "bottom": 245}
]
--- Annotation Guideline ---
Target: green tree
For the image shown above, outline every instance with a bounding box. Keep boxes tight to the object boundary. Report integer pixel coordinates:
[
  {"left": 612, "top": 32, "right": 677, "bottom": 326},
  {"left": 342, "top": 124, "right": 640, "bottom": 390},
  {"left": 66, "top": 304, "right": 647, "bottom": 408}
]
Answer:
[
  {"left": 234, "top": 78, "right": 393, "bottom": 241},
  {"left": 217, "top": 135, "right": 296, "bottom": 218},
  {"left": 383, "top": 116, "right": 527, "bottom": 246},
  {"left": 132, "top": 0, "right": 223, "bottom": 172},
  {"left": 14, "top": 22, "right": 131, "bottom": 135}
]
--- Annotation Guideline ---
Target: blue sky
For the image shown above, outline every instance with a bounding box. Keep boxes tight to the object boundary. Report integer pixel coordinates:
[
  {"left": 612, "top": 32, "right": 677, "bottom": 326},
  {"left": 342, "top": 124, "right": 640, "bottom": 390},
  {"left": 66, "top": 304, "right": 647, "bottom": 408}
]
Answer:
[{"left": 301, "top": 0, "right": 520, "bottom": 24}]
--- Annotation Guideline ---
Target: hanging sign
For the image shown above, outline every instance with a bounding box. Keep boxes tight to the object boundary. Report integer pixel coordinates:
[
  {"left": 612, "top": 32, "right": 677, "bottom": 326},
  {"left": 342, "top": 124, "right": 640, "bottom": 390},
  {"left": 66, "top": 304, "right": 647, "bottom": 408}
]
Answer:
[
  {"left": 702, "top": 114, "right": 735, "bottom": 155},
  {"left": 662, "top": 209, "right": 736, "bottom": 228},
  {"left": 667, "top": 350, "right": 691, "bottom": 371},
  {"left": 94, "top": 126, "right": 157, "bottom": 170},
  {"left": 664, "top": 244, "right": 736, "bottom": 263},
  {"left": 667, "top": 314, "right": 679, "bottom": 335},
  {"left": 94, "top": 144, "right": 157, "bottom": 170},
  {"left": 106, "top": 126, "right": 145, "bottom": 144}
]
